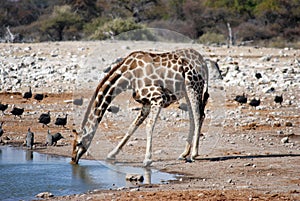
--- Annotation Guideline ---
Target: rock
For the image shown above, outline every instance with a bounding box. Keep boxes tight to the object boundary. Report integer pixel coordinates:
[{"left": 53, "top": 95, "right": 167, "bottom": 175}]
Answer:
[
  {"left": 281, "top": 137, "right": 289, "bottom": 144},
  {"left": 285, "top": 122, "right": 293, "bottom": 127},
  {"left": 35, "top": 192, "right": 54, "bottom": 198},
  {"left": 125, "top": 174, "right": 144, "bottom": 182}
]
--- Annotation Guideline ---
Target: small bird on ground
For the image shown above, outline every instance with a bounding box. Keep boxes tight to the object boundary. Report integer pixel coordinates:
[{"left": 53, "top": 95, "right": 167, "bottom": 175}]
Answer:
[
  {"left": 234, "top": 93, "right": 247, "bottom": 105},
  {"left": 10, "top": 105, "right": 24, "bottom": 118},
  {"left": 73, "top": 97, "right": 83, "bottom": 106},
  {"left": 0, "top": 103, "right": 8, "bottom": 115},
  {"left": 107, "top": 105, "right": 120, "bottom": 114},
  {"left": 255, "top": 72, "right": 262, "bottom": 79},
  {"left": 274, "top": 94, "right": 283, "bottom": 105},
  {"left": 26, "top": 128, "right": 34, "bottom": 149},
  {"left": 46, "top": 130, "right": 64, "bottom": 146},
  {"left": 34, "top": 93, "right": 44, "bottom": 102},
  {"left": 23, "top": 86, "right": 32, "bottom": 100},
  {"left": 52, "top": 132, "right": 64, "bottom": 145},
  {"left": 249, "top": 98, "right": 261, "bottom": 108},
  {"left": 38, "top": 111, "right": 51, "bottom": 127},
  {"left": 55, "top": 114, "right": 68, "bottom": 128},
  {"left": 178, "top": 102, "right": 189, "bottom": 112}
]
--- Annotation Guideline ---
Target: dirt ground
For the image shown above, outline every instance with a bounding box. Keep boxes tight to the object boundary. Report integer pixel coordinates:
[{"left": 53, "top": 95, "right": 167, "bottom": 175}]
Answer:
[{"left": 0, "top": 41, "right": 299, "bottom": 200}]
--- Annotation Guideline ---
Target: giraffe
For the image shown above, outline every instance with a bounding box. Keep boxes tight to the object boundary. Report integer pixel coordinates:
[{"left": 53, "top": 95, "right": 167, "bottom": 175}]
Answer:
[{"left": 71, "top": 48, "right": 210, "bottom": 167}]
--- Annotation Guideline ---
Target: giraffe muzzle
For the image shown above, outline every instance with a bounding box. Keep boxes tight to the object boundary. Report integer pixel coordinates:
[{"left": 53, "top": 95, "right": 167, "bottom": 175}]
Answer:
[{"left": 70, "top": 142, "right": 87, "bottom": 164}]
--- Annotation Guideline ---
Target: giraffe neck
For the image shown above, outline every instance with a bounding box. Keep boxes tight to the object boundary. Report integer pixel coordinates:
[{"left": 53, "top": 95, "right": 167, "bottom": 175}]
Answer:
[{"left": 79, "top": 57, "right": 131, "bottom": 147}]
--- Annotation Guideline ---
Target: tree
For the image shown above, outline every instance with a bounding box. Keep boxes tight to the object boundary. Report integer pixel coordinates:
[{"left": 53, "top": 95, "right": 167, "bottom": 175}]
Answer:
[{"left": 40, "top": 5, "right": 82, "bottom": 41}]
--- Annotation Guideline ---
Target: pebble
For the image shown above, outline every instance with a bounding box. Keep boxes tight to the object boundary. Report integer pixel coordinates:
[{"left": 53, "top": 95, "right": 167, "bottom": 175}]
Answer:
[
  {"left": 35, "top": 192, "right": 54, "bottom": 198},
  {"left": 281, "top": 137, "right": 289, "bottom": 143}
]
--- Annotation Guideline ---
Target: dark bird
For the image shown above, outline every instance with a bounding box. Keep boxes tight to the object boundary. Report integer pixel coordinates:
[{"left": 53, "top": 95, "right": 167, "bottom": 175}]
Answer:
[
  {"left": 0, "top": 103, "right": 8, "bottom": 115},
  {"left": 34, "top": 93, "right": 44, "bottom": 102},
  {"left": 52, "top": 132, "right": 64, "bottom": 145},
  {"left": 255, "top": 72, "right": 262, "bottom": 79},
  {"left": 46, "top": 130, "right": 64, "bottom": 146},
  {"left": 234, "top": 93, "right": 247, "bottom": 104},
  {"left": 0, "top": 122, "right": 4, "bottom": 141},
  {"left": 265, "top": 87, "right": 275, "bottom": 93},
  {"left": 38, "top": 111, "right": 51, "bottom": 127},
  {"left": 26, "top": 128, "right": 34, "bottom": 149},
  {"left": 178, "top": 103, "right": 189, "bottom": 112},
  {"left": 10, "top": 105, "right": 24, "bottom": 118},
  {"left": 73, "top": 97, "right": 83, "bottom": 106},
  {"left": 274, "top": 94, "right": 283, "bottom": 105},
  {"left": 23, "top": 86, "right": 32, "bottom": 100},
  {"left": 107, "top": 105, "right": 120, "bottom": 114},
  {"left": 55, "top": 114, "right": 68, "bottom": 127},
  {"left": 249, "top": 98, "right": 261, "bottom": 108}
]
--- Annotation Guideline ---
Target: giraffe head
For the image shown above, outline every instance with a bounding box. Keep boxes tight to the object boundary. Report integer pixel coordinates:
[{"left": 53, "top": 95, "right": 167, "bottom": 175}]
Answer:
[{"left": 70, "top": 128, "right": 87, "bottom": 164}]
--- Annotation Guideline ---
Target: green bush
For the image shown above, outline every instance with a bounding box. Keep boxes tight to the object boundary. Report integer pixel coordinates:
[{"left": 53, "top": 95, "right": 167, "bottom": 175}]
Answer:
[
  {"left": 90, "top": 18, "right": 145, "bottom": 40},
  {"left": 198, "top": 32, "right": 226, "bottom": 45}
]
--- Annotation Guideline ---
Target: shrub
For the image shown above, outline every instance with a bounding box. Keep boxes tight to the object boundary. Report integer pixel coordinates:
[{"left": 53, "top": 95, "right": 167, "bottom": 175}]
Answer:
[
  {"left": 90, "top": 18, "right": 145, "bottom": 40},
  {"left": 198, "top": 32, "right": 226, "bottom": 45}
]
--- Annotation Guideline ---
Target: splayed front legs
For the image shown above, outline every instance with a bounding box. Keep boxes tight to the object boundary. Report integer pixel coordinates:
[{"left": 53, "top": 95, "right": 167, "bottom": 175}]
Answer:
[
  {"left": 107, "top": 105, "right": 151, "bottom": 160},
  {"left": 107, "top": 103, "right": 161, "bottom": 167}
]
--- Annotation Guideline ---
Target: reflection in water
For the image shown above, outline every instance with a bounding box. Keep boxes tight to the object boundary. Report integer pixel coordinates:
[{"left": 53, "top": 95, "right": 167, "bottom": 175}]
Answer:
[
  {"left": 72, "top": 164, "right": 97, "bottom": 186},
  {"left": 144, "top": 168, "right": 151, "bottom": 184},
  {"left": 25, "top": 150, "right": 33, "bottom": 161}
]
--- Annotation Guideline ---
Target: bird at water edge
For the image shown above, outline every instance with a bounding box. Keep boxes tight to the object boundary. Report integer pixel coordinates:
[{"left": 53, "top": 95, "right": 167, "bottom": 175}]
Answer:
[{"left": 26, "top": 128, "right": 34, "bottom": 149}]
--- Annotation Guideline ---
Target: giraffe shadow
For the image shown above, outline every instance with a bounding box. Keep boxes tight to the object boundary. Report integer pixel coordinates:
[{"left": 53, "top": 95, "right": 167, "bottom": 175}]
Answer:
[{"left": 195, "top": 153, "right": 300, "bottom": 162}]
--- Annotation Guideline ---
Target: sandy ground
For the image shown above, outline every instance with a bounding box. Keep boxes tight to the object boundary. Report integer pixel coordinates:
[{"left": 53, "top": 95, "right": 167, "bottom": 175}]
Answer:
[{"left": 0, "top": 40, "right": 299, "bottom": 200}]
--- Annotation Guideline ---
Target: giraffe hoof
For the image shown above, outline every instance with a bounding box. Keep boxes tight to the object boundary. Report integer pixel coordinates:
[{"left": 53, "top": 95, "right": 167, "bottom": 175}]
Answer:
[
  {"left": 106, "top": 154, "right": 116, "bottom": 161},
  {"left": 143, "top": 159, "right": 152, "bottom": 167},
  {"left": 178, "top": 154, "right": 187, "bottom": 160}
]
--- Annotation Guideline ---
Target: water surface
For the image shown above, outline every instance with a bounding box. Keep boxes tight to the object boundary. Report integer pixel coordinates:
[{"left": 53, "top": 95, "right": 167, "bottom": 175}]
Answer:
[{"left": 0, "top": 146, "right": 175, "bottom": 201}]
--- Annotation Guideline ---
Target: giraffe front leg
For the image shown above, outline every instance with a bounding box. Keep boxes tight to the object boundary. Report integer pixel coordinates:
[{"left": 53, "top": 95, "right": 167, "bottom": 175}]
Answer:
[
  {"left": 191, "top": 111, "right": 205, "bottom": 161},
  {"left": 143, "top": 104, "right": 161, "bottom": 167},
  {"left": 107, "top": 105, "right": 150, "bottom": 160}
]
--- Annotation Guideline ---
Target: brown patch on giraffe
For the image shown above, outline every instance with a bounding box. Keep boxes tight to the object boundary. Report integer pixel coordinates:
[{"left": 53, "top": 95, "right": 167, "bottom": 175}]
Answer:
[{"left": 129, "top": 59, "right": 138, "bottom": 70}]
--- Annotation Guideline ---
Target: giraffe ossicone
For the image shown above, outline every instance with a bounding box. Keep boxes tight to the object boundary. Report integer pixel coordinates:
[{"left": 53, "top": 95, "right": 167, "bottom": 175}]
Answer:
[{"left": 71, "top": 48, "right": 210, "bottom": 167}]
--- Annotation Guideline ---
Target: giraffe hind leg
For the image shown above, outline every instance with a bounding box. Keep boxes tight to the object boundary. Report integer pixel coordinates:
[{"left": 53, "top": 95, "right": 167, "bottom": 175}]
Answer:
[
  {"left": 106, "top": 104, "right": 151, "bottom": 160},
  {"left": 178, "top": 92, "right": 194, "bottom": 160}
]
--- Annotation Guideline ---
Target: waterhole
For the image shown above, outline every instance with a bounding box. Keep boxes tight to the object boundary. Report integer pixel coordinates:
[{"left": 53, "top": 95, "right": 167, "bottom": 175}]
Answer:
[{"left": 0, "top": 146, "right": 176, "bottom": 201}]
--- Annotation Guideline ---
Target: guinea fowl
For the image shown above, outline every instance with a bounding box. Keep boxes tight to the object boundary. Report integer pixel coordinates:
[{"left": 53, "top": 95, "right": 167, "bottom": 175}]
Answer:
[
  {"left": 234, "top": 93, "right": 247, "bottom": 104},
  {"left": 55, "top": 114, "right": 68, "bottom": 128},
  {"left": 73, "top": 97, "right": 83, "bottom": 106},
  {"left": 34, "top": 93, "right": 44, "bottom": 102},
  {"left": 0, "top": 103, "right": 8, "bottom": 115},
  {"left": 249, "top": 98, "right": 261, "bottom": 108},
  {"left": 52, "top": 132, "right": 64, "bottom": 145},
  {"left": 11, "top": 105, "right": 24, "bottom": 118},
  {"left": 26, "top": 128, "right": 34, "bottom": 149},
  {"left": 274, "top": 94, "right": 283, "bottom": 105},
  {"left": 38, "top": 111, "right": 51, "bottom": 127},
  {"left": 23, "top": 86, "right": 32, "bottom": 100},
  {"left": 46, "top": 130, "right": 64, "bottom": 146}
]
